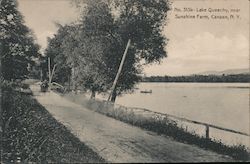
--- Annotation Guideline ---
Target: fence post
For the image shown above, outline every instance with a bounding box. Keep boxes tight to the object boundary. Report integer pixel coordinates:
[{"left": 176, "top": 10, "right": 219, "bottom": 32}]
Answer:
[{"left": 205, "top": 125, "right": 209, "bottom": 139}]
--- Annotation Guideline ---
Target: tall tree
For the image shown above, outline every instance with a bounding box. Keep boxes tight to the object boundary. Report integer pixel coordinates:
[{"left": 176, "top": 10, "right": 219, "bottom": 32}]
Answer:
[
  {"left": 45, "top": 24, "right": 72, "bottom": 85},
  {"left": 51, "top": 0, "right": 169, "bottom": 101},
  {"left": 0, "top": 0, "right": 40, "bottom": 80},
  {"left": 104, "top": 0, "right": 170, "bottom": 101},
  {"left": 62, "top": 2, "right": 114, "bottom": 97}
]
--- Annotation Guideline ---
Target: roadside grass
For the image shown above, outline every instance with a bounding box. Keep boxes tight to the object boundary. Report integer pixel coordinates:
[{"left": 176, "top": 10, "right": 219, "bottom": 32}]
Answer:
[
  {"left": 61, "top": 92, "right": 250, "bottom": 161},
  {"left": 1, "top": 81, "right": 105, "bottom": 163}
]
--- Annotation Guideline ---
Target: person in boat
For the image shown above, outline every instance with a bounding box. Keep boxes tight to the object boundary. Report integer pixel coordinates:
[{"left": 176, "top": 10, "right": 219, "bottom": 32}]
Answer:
[{"left": 140, "top": 89, "right": 152, "bottom": 93}]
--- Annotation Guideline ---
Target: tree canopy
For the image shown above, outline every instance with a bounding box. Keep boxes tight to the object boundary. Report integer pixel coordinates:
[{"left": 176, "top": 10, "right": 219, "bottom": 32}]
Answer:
[
  {"left": 0, "top": 0, "right": 40, "bottom": 80},
  {"left": 44, "top": 24, "right": 73, "bottom": 84},
  {"left": 45, "top": 0, "right": 170, "bottom": 101}
]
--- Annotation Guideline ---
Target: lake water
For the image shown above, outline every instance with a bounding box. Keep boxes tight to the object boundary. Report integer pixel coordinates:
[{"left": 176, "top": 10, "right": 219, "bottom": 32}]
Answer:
[{"left": 97, "top": 82, "right": 250, "bottom": 148}]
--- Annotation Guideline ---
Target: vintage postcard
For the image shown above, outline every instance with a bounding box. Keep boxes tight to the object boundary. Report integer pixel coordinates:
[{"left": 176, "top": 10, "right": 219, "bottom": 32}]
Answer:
[{"left": 1, "top": 0, "right": 249, "bottom": 163}]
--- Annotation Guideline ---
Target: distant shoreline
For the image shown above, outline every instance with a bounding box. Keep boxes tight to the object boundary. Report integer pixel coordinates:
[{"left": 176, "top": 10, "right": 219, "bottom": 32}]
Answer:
[
  {"left": 141, "top": 81, "right": 250, "bottom": 83},
  {"left": 141, "top": 73, "right": 250, "bottom": 83}
]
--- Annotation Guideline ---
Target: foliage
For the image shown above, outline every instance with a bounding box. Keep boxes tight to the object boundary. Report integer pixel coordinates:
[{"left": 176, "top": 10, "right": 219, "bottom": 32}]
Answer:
[
  {"left": 48, "top": 0, "right": 170, "bottom": 101},
  {"left": 44, "top": 25, "right": 72, "bottom": 84},
  {"left": 102, "top": 0, "right": 170, "bottom": 101},
  {"left": 46, "top": 2, "right": 116, "bottom": 95},
  {"left": 69, "top": 2, "right": 115, "bottom": 96},
  {"left": 0, "top": 0, "right": 40, "bottom": 80},
  {"left": 110, "top": 0, "right": 170, "bottom": 63}
]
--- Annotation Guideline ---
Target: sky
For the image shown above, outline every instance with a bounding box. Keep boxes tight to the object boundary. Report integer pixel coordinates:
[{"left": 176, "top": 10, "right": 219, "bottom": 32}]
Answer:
[{"left": 18, "top": 0, "right": 249, "bottom": 76}]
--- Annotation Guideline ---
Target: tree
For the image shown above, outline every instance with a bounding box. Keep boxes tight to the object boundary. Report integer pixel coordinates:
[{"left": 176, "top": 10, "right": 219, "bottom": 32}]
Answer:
[
  {"left": 62, "top": 2, "right": 114, "bottom": 97},
  {"left": 0, "top": 0, "right": 40, "bottom": 81},
  {"left": 104, "top": 0, "right": 170, "bottom": 101},
  {"left": 45, "top": 21, "right": 109, "bottom": 96},
  {"left": 45, "top": 24, "right": 72, "bottom": 86},
  {"left": 51, "top": 0, "right": 169, "bottom": 101}
]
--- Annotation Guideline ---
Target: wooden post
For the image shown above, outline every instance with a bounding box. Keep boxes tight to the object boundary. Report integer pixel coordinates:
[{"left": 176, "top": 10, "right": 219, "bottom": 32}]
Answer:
[
  {"left": 68, "top": 74, "right": 71, "bottom": 90},
  {"left": 205, "top": 125, "right": 209, "bottom": 139},
  {"left": 48, "top": 57, "right": 51, "bottom": 83},
  {"left": 108, "top": 39, "right": 131, "bottom": 101},
  {"left": 47, "top": 57, "right": 52, "bottom": 91},
  {"left": 40, "top": 68, "right": 43, "bottom": 81},
  {"left": 71, "top": 67, "right": 75, "bottom": 93},
  {"left": 49, "top": 64, "right": 57, "bottom": 84},
  {"left": 48, "top": 57, "right": 57, "bottom": 89}
]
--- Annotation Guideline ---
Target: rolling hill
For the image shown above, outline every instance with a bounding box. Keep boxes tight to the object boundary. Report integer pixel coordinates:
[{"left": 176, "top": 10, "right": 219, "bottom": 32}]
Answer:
[{"left": 197, "top": 68, "right": 249, "bottom": 75}]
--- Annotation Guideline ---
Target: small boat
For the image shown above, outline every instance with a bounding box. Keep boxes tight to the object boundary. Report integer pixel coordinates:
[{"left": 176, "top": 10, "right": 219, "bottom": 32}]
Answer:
[{"left": 140, "top": 89, "right": 152, "bottom": 93}]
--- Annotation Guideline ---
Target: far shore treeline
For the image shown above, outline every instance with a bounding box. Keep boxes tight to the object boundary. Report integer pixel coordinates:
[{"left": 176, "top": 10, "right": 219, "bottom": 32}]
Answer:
[{"left": 142, "top": 73, "right": 250, "bottom": 83}]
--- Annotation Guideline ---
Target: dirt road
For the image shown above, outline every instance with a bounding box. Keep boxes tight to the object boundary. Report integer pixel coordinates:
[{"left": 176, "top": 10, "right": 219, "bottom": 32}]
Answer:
[{"left": 31, "top": 84, "right": 234, "bottom": 163}]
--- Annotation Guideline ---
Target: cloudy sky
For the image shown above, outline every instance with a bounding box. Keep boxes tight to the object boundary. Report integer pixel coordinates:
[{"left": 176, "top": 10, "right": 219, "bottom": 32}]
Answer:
[{"left": 18, "top": 0, "right": 249, "bottom": 76}]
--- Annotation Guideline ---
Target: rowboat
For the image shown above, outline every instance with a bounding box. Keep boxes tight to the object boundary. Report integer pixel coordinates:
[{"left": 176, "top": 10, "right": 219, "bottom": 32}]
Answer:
[{"left": 140, "top": 89, "right": 152, "bottom": 93}]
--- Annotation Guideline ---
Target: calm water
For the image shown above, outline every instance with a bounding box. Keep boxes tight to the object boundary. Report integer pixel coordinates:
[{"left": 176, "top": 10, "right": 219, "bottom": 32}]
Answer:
[{"left": 101, "top": 82, "right": 249, "bottom": 147}]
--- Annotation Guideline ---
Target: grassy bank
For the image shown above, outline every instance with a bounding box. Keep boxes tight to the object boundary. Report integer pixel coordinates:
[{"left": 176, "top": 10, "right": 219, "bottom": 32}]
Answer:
[
  {"left": 1, "top": 81, "right": 105, "bottom": 163},
  {"left": 61, "top": 92, "right": 250, "bottom": 161}
]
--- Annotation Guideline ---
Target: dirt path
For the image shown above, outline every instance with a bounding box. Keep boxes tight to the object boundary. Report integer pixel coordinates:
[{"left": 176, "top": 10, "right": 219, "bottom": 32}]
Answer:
[{"left": 31, "top": 84, "right": 234, "bottom": 163}]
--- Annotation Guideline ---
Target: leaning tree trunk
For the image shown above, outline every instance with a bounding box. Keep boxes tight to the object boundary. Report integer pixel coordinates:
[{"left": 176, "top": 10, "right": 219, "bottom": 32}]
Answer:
[
  {"left": 71, "top": 67, "right": 75, "bottom": 92},
  {"left": 107, "top": 39, "right": 131, "bottom": 102},
  {"left": 90, "top": 89, "right": 96, "bottom": 99},
  {"left": 68, "top": 74, "right": 71, "bottom": 91},
  {"left": 110, "top": 89, "right": 117, "bottom": 102}
]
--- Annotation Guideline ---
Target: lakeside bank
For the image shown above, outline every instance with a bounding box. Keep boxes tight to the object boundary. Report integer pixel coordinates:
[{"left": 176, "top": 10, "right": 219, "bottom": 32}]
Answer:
[
  {"left": 29, "top": 83, "right": 235, "bottom": 162},
  {"left": 59, "top": 91, "right": 250, "bottom": 161}
]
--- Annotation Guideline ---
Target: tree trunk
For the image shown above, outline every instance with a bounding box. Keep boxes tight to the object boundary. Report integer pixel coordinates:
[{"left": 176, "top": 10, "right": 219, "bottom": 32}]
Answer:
[
  {"left": 110, "top": 89, "right": 117, "bottom": 102},
  {"left": 71, "top": 67, "right": 77, "bottom": 94},
  {"left": 68, "top": 74, "right": 71, "bottom": 91},
  {"left": 90, "top": 90, "right": 96, "bottom": 99},
  {"left": 40, "top": 69, "right": 43, "bottom": 81}
]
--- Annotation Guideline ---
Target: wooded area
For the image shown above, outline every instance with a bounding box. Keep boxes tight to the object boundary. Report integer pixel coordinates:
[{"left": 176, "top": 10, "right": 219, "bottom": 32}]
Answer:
[
  {"left": 1, "top": 0, "right": 40, "bottom": 81},
  {"left": 1, "top": 0, "right": 170, "bottom": 102},
  {"left": 42, "top": 0, "right": 170, "bottom": 102}
]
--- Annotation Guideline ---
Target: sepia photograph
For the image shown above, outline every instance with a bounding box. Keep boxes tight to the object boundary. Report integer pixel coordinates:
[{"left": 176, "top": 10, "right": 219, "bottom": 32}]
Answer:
[{"left": 1, "top": 0, "right": 249, "bottom": 163}]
